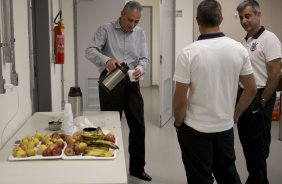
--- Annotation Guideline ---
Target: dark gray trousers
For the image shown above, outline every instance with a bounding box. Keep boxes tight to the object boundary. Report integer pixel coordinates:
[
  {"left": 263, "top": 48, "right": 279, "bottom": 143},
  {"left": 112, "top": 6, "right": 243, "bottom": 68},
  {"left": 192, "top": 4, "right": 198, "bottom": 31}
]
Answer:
[
  {"left": 99, "top": 70, "right": 146, "bottom": 174},
  {"left": 177, "top": 124, "right": 241, "bottom": 184},
  {"left": 237, "top": 88, "right": 276, "bottom": 184}
]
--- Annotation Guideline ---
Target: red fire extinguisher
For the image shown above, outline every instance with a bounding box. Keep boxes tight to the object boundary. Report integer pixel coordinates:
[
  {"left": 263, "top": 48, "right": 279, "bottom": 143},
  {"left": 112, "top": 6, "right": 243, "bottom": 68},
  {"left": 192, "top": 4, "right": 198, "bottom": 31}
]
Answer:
[{"left": 54, "top": 11, "right": 64, "bottom": 64}]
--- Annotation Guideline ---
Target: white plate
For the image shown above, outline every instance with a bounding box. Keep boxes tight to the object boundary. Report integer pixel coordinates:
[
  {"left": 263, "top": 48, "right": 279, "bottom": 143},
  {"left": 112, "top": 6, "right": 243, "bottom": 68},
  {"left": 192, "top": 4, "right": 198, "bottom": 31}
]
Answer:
[
  {"left": 62, "top": 129, "right": 118, "bottom": 160},
  {"left": 8, "top": 154, "right": 63, "bottom": 161},
  {"left": 8, "top": 143, "right": 65, "bottom": 161},
  {"left": 62, "top": 139, "right": 118, "bottom": 160},
  {"left": 62, "top": 150, "right": 117, "bottom": 160}
]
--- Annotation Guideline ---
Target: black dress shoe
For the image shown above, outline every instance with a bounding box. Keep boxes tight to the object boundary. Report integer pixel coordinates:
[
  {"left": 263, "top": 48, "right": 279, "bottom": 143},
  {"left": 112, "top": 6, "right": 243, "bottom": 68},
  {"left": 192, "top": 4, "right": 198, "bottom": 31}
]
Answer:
[{"left": 130, "top": 171, "right": 152, "bottom": 181}]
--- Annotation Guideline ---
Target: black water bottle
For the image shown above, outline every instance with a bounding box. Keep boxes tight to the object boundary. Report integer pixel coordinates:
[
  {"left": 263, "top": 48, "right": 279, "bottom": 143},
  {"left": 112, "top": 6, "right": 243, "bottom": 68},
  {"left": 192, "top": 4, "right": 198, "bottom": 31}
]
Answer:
[
  {"left": 68, "top": 87, "right": 83, "bottom": 118},
  {"left": 99, "top": 62, "right": 129, "bottom": 93}
]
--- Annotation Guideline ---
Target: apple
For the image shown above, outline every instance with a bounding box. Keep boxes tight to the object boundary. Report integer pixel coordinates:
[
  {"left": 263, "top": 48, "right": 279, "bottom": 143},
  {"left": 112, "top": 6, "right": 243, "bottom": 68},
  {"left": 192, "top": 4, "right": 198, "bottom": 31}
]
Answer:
[
  {"left": 19, "top": 143, "right": 28, "bottom": 150},
  {"left": 34, "top": 132, "right": 42, "bottom": 141},
  {"left": 65, "top": 135, "right": 75, "bottom": 144},
  {"left": 25, "top": 135, "right": 33, "bottom": 141},
  {"left": 52, "top": 146, "right": 62, "bottom": 156},
  {"left": 59, "top": 133, "right": 67, "bottom": 141},
  {"left": 56, "top": 138, "right": 64, "bottom": 143},
  {"left": 37, "top": 144, "right": 48, "bottom": 155},
  {"left": 51, "top": 132, "right": 61, "bottom": 139},
  {"left": 73, "top": 143, "right": 82, "bottom": 155},
  {"left": 78, "top": 142, "right": 87, "bottom": 152},
  {"left": 15, "top": 149, "right": 27, "bottom": 158},
  {"left": 41, "top": 134, "right": 51, "bottom": 144},
  {"left": 43, "top": 134, "right": 51, "bottom": 141},
  {"left": 56, "top": 140, "right": 65, "bottom": 149},
  {"left": 27, "top": 141, "right": 36, "bottom": 149},
  {"left": 20, "top": 138, "right": 29, "bottom": 145},
  {"left": 33, "top": 137, "right": 40, "bottom": 146},
  {"left": 26, "top": 148, "right": 36, "bottom": 157},
  {"left": 12, "top": 146, "right": 23, "bottom": 157},
  {"left": 48, "top": 144, "right": 57, "bottom": 151},
  {"left": 104, "top": 133, "right": 116, "bottom": 143},
  {"left": 42, "top": 148, "right": 52, "bottom": 157},
  {"left": 64, "top": 147, "right": 75, "bottom": 156},
  {"left": 72, "top": 131, "right": 82, "bottom": 141},
  {"left": 44, "top": 141, "right": 54, "bottom": 147}
]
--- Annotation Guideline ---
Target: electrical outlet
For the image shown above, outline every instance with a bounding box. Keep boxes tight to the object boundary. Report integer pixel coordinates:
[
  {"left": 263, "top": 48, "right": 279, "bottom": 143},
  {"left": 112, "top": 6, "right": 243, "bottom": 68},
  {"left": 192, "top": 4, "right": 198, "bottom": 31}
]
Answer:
[
  {"left": 11, "top": 72, "right": 18, "bottom": 86},
  {"left": 0, "top": 77, "right": 6, "bottom": 94}
]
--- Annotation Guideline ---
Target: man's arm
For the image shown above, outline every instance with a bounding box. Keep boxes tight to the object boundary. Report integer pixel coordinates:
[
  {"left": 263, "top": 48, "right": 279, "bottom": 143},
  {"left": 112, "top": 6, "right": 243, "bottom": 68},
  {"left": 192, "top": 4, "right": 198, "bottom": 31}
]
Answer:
[
  {"left": 85, "top": 26, "right": 111, "bottom": 68},
  {"left": 173, "top": 82, "right": 190, "bottom": 127},
  {"left": 261, "top": 58, "right": 281, "bottom": 100},
  {"left": 136, "top": 30, "right": 149, "bottom": 75},
  {"left": 234, "top": 73, "right": 257, "bottom": 123}
]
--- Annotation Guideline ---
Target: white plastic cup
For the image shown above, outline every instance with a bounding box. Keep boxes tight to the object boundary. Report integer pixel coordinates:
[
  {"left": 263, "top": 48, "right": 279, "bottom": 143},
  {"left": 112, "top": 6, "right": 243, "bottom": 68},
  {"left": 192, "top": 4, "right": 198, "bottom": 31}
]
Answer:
[
  {"left": 128, "top": 69, "right": 136, "bottom": 82},
  {"left": 63, "top": 103, "right": 74, "bottom": 135}
]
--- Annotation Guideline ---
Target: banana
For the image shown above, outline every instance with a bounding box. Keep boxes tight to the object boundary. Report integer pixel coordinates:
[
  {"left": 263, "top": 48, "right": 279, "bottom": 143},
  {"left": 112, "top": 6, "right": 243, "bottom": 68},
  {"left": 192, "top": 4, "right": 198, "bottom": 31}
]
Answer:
[
  {"left": 87, "top": 146, "right": 109, "bottom": 151},
  {"left": 85, "top": 149, "right": 106, "bottom": 157},
  {"left": 80, "top": 127, "right": 119, "bottom": 150},
  {"left": 103, "top": 151, "right": 113, "bottom": 157},
  {"left": 92, "top": 140, "right": 119, "bottom": 150},
  {"left": 95, "top": 127, "right": 105, "bottom": 136},
  {"left": 84, "top": 149, "right": 114, "bottom": 157},
  {"left": 80, "top": 132, "right": 105, "bottom": 142}
]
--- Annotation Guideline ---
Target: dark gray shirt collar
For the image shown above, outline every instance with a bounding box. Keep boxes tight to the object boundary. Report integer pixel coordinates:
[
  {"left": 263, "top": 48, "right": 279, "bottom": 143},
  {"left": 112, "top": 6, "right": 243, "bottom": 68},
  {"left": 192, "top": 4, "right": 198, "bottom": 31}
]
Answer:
[
  {"left": 197, "top": 32, "right": 225, "bottom": 40},
  {"left": 244, "top": 26, "right": 265, "bottom": 41}
]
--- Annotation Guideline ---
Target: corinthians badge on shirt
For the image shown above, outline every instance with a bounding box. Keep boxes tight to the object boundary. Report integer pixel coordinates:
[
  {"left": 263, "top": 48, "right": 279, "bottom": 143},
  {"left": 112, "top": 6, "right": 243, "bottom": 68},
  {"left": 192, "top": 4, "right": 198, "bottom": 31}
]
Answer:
[{"left": 250, "top": 42, "right": 258, "bottom": 51}]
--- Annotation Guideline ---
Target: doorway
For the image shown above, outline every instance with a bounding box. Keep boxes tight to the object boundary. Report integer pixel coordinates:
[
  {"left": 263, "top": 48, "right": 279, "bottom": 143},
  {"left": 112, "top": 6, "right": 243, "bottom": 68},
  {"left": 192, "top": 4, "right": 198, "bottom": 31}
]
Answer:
[
  {"left": 75, "top": 0, "right": 153, "bottom": 111},
  {"left": 75, "top": 0, "right": 124, "bottom": 111},
  {"left": 29, "top": 0, "right": 52, "bottom": 112}
]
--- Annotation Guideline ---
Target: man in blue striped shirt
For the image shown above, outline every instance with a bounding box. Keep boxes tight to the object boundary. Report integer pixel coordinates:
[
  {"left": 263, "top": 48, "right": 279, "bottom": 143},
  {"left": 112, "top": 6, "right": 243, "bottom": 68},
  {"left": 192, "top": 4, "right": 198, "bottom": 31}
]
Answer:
[{"left": 85, "top": 1, "right": 151, "bottom": 181}]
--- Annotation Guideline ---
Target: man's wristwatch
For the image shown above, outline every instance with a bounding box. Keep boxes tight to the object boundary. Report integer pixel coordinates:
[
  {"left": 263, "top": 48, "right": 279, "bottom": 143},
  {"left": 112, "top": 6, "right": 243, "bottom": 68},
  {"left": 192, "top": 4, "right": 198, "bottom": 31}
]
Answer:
[{"left": 260, "top": 98, "right": 267, "bottom": 107}]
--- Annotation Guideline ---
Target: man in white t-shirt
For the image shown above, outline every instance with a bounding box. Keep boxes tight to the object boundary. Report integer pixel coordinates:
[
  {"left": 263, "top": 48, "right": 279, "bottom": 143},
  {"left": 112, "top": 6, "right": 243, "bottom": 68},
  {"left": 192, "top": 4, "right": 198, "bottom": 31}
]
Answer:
[
  {"left": 173, "top": 0, "right": 257, "bottom": 183},
  {"left": 236, "top": 1, "right": 282, "bottom": 184}
]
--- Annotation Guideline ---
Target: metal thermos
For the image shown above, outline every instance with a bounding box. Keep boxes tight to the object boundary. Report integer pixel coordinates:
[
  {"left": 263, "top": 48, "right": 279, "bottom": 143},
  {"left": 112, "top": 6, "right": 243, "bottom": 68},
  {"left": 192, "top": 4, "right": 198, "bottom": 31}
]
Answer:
[
  {"left": 68, "top": 87, "right": 83, "bottom": 118},
  {"left": 99, "top": 62, "right": 129, "bottom": 93}
]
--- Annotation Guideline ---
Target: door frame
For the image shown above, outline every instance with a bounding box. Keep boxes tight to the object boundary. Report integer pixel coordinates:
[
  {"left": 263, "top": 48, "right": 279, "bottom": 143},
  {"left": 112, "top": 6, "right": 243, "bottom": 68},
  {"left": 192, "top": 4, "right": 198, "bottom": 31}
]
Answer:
[
  {"left": 159, "top": 0, "right": 175, "bottom": 127},
  {"left": 139, "top": 6, "right": 152, "bottom": 87},
  {"left": 30, "top": 0, "right": 52, "bottom": 113}
]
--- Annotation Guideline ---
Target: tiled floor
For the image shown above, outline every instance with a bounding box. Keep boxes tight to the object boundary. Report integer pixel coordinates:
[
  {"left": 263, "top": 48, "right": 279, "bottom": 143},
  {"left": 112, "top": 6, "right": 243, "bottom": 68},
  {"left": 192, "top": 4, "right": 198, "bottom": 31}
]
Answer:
[{"left": 121, "top": 87, "right": 282, "bottom": 184}]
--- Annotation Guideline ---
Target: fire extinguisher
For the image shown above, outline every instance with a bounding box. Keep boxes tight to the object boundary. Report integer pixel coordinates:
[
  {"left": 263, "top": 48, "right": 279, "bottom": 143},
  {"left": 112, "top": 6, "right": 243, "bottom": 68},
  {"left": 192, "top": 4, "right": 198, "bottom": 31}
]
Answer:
[{"left": 54, "top": 11, "right": 64, "bottom": 64}]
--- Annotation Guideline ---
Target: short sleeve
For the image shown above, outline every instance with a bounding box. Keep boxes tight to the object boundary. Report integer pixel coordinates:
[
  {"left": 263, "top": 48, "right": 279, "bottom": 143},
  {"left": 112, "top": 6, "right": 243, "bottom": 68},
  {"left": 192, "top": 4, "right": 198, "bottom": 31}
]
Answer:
[
  {"left": 240, "top": 47, "right": 253, "bottom": 76},
  {"left": 263, "top": 33, "right": 282, "bottom": 62},
  {"left": 173, "top": 49, "right": 191, "bottom": 84}
]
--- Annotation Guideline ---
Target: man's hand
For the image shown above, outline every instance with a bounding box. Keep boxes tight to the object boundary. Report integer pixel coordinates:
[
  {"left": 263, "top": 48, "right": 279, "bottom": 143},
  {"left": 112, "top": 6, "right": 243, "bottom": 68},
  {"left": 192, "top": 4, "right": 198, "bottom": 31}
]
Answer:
[
  {"left": 174, "top": 121, "right": 183, "bottom": 129},
  {"left": 106, "top": 59, "right": 119, "bottom": 71},
  {"left": 233, "top": 114, "right": 239, "bottom": 124},
  {"left": 132, "top": 68, "right": 142, "bottom": 81}
]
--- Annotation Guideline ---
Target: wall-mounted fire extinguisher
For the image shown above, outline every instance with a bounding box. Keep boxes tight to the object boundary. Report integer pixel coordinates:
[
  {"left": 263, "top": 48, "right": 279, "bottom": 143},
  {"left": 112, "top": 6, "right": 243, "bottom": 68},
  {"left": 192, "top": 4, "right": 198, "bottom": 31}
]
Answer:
[{"left": 54, "top": 11, "right": 64, "bottom": 64}]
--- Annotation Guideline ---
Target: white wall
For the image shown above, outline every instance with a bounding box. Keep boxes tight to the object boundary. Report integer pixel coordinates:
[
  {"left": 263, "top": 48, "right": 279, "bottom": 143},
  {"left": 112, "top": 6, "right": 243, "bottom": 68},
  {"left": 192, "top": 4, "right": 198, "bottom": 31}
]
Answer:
[
  {"left": 0, "top": 0, "right": 194, "bottom": 149},
  {"left": 62, "top": 0, "right": 75, "bottom": 104},
  {"left": 175, "top": 0, "right": 193, "bottom": 60},
  {"left": 50, "top": 0, "right": 63, "bottom": 111},
  {"left": 0, "top": 0, "right": 75, "bottom": 149},
  {"left": 0, "top": 0, "right": 32, "bottom": 148}
]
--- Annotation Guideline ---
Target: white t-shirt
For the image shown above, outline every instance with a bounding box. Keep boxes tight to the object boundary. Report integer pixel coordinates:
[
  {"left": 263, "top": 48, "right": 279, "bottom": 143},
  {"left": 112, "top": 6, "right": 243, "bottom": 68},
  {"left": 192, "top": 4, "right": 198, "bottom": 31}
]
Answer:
[
  {"left": 174, "top": 33, "right": 253, "bottom": 133},
  {"left": 242, "top": 27, "right": 282, "bottom": 88}
]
